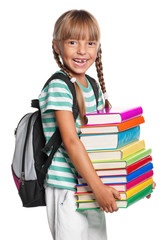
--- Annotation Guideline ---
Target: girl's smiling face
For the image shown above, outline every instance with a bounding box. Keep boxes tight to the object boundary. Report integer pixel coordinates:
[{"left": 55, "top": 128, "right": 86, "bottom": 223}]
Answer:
[
  {"left": 53, "top": 37, "right": 99, "bottom": 80},
  {"left": 53, "top": 10, "right": 101, "bottom": 80}
]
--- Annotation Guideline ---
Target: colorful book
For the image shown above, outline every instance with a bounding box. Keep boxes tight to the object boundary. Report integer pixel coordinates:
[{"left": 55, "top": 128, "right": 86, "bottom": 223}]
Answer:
[
  {"left": 80, "top": 116, "right": 145, "bottom": 134},
  {"left": 91, "top": 148, "right": 152, "bottom": 169},
  {"left": 87, "top": 140, "right": 145, "bottom": 161},
  {"left": 79, "top": 126, "right": 140, "bottom": 151},
  {"left": 84, "top": 106, "right": 143, "bottom": 125},
  {"left": 76, "top": 185, "right": 153, "bottom": 210},
  {"left": 76, "top": 170, "right": 154, "bottom": 192},
  {"left": 94, "top": 156, "right": 152, "bottom": 176},
  {"left": 75, "top": 178, "right": 153, "bottom": 201},
  {"left": 77, "top": 162, "right": 153, "bottom": 184},
  {"left": 120, "top": 178, "right": 153, "bottom": 200}
]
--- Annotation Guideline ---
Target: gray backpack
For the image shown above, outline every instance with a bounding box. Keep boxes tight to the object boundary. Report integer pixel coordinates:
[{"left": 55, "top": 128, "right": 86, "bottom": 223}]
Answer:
[{"left": 11, "top": 72, "right": 99, "bottom": 207}]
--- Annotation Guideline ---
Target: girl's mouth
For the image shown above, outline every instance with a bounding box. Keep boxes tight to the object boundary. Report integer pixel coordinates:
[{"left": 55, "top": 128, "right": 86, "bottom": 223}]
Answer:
[{"left": 73, "top": 58, "right": 88, "bottom": 67}]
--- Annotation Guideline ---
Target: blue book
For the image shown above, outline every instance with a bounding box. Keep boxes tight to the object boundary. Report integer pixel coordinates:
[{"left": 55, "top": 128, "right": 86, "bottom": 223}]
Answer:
[
  {"left": 77, "top": 162, "right": 153, "bottom": 185},
  {"left": 126, "top": 162, "right": 153, "bottom": 182},
  {"left": 79, "top": 126, "right": 140, "bottom": 151}
]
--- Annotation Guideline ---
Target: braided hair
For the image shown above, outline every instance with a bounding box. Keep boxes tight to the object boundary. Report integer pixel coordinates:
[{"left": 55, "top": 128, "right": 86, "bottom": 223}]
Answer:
[{"left": 95, "top": 45, "right": 111, "bottom": 109}]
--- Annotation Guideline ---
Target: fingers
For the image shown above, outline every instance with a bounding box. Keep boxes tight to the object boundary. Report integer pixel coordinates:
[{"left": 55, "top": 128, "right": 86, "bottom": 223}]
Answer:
[
  {"left": 98, "top": 186, "right": 120, "bottom": 213},
  {"left": 112, "top": 201, "right": 118, "bottom": 212},
  {"left": 100, "top": 207, "right": 111, "bottom": 213},
  {"left": 112, "top": 188, "right": 121, "bottom": 200},
  {"left": 100, "top": 207, "right": 104, "bottom": 212},
  {"left": 100, "top": 200, "right": 118, "bottom": 213},
  {"left": 146, "top": 194, "right": 151, "bottom": 199},
  {"left": 103, "top": 188, "right": 120, "bottom": 213},
  {"left": 146, "top": 181, "right": 156, "bottom": 199},
  {"left": 153, "top": 181, "right": 156, "bottom": 189},
  {"left": 101, "top": 205, "right": 118, "bottom": 213}
]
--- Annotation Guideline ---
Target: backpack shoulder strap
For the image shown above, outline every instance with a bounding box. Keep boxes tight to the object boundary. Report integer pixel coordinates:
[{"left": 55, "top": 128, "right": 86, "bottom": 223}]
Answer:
[
  {"left": 32, "top": 72, "right": 79, "bottom": 120},
  {"left": 46, "top": 72, "right": 79, "bottom": 120},
  {"left": 39, "top": 72, "right": 79, "bottom": 154},
  {"left": 85, "top": 74, "right": 99, "bottom": 108},
  {"left": 36, "top": 72, "right": 80, "bottom": 177}
]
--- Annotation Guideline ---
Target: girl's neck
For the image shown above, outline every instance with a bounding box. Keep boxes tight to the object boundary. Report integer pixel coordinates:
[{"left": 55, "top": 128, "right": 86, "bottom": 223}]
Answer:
[
  {"left": 69, "top": 71, "right": 88, "bottom": 88},
  {"left": 76, "top": 76, "right": 88, "bottom": 88},
  {"left": 61, "top": 67, "right": 88, "bottom": 87}
]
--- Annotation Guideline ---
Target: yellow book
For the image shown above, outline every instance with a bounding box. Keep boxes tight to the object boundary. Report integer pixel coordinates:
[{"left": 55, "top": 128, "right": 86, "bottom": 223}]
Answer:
[
  {"left": 120, "top": 140, "right": 145, "bottom": 159},
  {"left": 87, "top": 140, "right": 145, "bottom": 161},
  {"left": 76, "top": 178, "right": 153, "bottom": 201},
  {"left": 120, "top": 177, "right": 153, "bottom": 200}
]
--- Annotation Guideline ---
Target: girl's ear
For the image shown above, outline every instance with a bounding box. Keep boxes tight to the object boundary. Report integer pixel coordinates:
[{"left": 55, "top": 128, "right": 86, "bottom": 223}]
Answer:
[{"left": 52, "top": 40, "right": 60, "bottom": 55}]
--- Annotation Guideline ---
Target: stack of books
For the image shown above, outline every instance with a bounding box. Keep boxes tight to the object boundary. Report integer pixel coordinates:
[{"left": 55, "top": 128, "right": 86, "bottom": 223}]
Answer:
[{"left": 75, "top": 107, "right": 154, "bottom": 210}]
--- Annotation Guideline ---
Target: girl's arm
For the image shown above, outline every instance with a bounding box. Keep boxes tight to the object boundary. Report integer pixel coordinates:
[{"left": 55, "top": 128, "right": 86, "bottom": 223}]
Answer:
[{"left": 55, "top": 110, "right": 121, "bottom": 213}]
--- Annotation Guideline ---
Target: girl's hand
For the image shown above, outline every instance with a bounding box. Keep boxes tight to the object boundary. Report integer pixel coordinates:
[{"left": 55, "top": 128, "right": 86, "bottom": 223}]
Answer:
[
  {"left": 146, "top": 181, "right": 156, "bottom": 199},
  {"left": 93, "top": 185, "right": 121, "bottom": 213}
]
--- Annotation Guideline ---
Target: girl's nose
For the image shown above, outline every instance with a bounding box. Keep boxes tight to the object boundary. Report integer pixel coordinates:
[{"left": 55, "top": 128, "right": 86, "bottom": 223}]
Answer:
[{"left": 77, "top": 42, "right": 86, "bottom": 55}]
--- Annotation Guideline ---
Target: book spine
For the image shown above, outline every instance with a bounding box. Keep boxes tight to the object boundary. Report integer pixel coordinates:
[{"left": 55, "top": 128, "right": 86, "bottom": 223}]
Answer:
[
  {"left": 126, "top": 149, "right": 152, "bottom": 166},
  {"left": 126, "top": 156, "right": 152, "bottom": 174},
  {"left": 126, "top": 170, "right": 153, "bottom": 190},
  {"left": 121, "top": 140, "right": 145, "bottom": 159},
  {"left": 127, "top": 184, "right": 153, "bottom": 207},
  {"left": 117, "top": 126, "right": 140, "bottom": 148},
  {"left": 126, "top": 162, "right": 153, "bottom": 182},
  {"left": 121, "top": 107, "right": 143, "bottom": 122},
  {"left": 118, "top": 116, "right": 145, "bottom": 132},
  {"left": 125, "top": 178, "right": 153, "bottom": 199}
]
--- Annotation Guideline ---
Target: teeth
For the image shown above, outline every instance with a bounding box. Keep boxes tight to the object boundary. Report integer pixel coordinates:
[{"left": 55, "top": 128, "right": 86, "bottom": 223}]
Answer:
[{"left": 74, "top": 59, "right": 87, "bottom": 63}]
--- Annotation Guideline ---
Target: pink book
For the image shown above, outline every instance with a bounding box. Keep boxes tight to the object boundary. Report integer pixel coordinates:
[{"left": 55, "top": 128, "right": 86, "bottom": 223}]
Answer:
[
  {"left": 125, "top": 170, "right": 153, "bottom": 191},
  {"left": 85, "top": 106, "right": 143, "bottom": 125},
  {"left": 75, "top": 170, "right": 153, "bottom": 192}
]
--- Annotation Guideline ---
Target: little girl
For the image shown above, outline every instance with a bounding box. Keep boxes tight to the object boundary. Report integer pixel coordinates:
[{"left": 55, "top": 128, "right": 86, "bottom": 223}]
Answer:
[{"left": 39, "top": 9, "right": 121, "bottom": 240}]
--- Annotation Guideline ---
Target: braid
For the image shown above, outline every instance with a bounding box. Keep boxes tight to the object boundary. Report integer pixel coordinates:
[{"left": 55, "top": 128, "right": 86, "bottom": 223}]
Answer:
[
  {"left": 95, "top": 45, "right": 111, "bottom": 109},
  {"left": 95, "top": 47, "right": 106, "bottom": 93},
  {"left": 52, "top": 45, "right": 87, "bottom": 125},
  {"left": 52, "top": 45, "right": 72, "bottom": 78}
]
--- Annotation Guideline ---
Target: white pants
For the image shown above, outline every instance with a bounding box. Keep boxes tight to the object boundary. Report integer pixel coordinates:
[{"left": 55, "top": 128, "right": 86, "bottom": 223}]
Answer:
[{"left": 45, "top": 186, "right": 107, "bottom": 240}]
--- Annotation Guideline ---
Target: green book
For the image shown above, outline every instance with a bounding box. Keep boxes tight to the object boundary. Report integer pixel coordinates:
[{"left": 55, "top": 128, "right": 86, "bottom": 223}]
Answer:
[
  {"left": 92, "top": 149, "right": 152, "bottom": 169},
  {"left": 117, "top": 184, "right": 153, "bottom": 208},
  {"left": 76, "top": 184, "right": 153, "bottom": 210}
]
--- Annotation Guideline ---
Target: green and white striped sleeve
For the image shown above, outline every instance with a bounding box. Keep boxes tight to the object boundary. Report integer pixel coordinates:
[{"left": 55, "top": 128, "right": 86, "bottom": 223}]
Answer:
[{"left": 39, "top": 79, "right": 73, "bottom": 114}]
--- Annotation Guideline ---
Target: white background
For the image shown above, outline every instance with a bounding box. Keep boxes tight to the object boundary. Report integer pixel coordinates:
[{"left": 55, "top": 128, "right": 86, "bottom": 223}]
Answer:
[{"left": 1, "top": 0, "right": 163, "bottom": 239}]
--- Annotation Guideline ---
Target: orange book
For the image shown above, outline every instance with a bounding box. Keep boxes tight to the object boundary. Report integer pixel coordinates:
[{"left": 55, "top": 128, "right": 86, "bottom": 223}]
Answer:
[{"left": 80, "top": 116, "right": 145, "bottom": 134}]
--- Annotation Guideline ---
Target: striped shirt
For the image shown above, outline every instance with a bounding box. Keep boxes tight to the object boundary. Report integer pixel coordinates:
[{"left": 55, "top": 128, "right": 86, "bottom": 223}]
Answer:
[{"left": 39, "top": 72, "right": 105, "bottom": 190}]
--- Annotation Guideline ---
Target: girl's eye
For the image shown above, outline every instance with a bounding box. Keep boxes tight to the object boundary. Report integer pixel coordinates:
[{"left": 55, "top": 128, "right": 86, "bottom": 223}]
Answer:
[
  {"left": 68, "top": 40, "right": 77, "bottom": 45},
  {"left": 88, "top": 42, "right": 96, "bottom": 46}
]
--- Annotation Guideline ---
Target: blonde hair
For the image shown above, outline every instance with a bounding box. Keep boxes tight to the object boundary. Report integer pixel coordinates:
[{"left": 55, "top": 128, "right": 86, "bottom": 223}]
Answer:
[{"left": 52, "top": 10, "right": 110, "bottom": 125}]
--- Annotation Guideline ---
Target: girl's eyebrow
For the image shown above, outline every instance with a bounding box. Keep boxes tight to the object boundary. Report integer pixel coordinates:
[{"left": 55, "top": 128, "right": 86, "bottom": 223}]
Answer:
[{"left": 66, "top": 38, "right": 97, "bottom": 41}]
